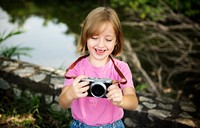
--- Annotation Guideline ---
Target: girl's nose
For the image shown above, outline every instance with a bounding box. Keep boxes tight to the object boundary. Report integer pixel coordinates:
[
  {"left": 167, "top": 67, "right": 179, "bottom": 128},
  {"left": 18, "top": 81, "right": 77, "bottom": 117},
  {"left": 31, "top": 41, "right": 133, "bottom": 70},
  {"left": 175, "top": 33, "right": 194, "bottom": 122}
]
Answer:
[{"left": 97, "top": 38, "right": 105, "bottom": 47}]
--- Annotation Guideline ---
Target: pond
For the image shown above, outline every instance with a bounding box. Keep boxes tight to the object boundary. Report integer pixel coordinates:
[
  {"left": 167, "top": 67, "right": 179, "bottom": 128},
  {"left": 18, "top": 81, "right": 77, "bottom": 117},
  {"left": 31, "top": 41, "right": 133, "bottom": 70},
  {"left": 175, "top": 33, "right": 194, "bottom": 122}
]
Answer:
[{"left": 0, "top": 7, "right": 79, "bottom": 69}]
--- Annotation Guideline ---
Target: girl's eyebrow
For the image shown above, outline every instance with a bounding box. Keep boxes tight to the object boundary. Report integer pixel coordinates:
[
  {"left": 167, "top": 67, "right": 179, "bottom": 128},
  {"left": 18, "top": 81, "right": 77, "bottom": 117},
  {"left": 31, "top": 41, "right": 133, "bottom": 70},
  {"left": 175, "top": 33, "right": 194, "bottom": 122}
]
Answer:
[
  {"left": 105, "top": 35, "right": 115, "bottom": 38},
  {"left": 91, "top": 33, "right": 99, "bottom": 36}
]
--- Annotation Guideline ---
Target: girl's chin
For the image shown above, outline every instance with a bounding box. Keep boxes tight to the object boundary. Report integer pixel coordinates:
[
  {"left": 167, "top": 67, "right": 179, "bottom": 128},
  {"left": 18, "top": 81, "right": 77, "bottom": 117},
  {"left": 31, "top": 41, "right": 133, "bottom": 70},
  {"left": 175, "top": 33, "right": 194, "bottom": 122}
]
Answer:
[{"left": 95, "top": 52, "right": 105, "bottom": 56}]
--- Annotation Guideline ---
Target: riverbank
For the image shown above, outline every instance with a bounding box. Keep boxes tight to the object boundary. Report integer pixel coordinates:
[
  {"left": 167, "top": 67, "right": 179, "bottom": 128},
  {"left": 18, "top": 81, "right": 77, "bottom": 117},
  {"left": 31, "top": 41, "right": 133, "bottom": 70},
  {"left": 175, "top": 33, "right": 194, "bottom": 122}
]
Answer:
[{"left": 0, "top": 57, "right": 199, "bottom": 128}]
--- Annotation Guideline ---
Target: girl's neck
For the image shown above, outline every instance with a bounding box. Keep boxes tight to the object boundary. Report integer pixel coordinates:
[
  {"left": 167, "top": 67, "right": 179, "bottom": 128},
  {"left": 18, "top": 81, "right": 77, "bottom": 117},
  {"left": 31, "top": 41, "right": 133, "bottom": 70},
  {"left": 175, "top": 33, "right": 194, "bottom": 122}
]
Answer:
[{"left": 88, "top": 56, "right": 110, "bottom": 67}]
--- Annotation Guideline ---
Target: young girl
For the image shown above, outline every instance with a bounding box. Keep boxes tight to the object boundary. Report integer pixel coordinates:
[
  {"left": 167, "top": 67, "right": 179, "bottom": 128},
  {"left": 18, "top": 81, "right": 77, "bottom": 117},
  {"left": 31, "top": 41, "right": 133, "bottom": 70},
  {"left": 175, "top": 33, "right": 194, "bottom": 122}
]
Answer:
[{"left": 59, "top": 7, "right": 138, "bottom": 128}]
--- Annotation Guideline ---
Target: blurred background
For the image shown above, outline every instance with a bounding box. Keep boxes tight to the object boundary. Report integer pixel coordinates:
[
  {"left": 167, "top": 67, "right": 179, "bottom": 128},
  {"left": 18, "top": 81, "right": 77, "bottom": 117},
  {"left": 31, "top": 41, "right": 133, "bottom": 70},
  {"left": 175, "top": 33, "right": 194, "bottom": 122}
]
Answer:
[{"left": 0, "top": 0, "right": 200, "bottom": 127}]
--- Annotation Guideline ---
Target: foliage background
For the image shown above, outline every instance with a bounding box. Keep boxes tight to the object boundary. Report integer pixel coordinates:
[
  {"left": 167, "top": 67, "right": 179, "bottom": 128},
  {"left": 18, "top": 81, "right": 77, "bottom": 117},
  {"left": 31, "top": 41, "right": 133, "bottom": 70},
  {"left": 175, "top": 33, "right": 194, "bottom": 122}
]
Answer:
[{"left": 0, "top": 0, "right": 200, "bottom": 127}]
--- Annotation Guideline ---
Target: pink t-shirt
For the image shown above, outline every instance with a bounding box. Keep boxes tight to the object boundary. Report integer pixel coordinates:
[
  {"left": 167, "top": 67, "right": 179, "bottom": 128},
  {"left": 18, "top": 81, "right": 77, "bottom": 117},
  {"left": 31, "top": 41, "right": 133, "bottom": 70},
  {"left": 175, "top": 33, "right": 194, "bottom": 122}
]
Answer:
[{"left": 64, "top": 56, "right": 134, "bottom": 126}]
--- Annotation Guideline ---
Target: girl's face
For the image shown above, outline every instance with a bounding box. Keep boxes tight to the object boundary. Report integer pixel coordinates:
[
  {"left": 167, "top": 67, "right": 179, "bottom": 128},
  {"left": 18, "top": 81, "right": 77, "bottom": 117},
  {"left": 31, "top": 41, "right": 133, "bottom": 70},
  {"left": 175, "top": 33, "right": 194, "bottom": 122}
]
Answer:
[{"left": 87, "top": 22, "right": 116, "bottom": 66}]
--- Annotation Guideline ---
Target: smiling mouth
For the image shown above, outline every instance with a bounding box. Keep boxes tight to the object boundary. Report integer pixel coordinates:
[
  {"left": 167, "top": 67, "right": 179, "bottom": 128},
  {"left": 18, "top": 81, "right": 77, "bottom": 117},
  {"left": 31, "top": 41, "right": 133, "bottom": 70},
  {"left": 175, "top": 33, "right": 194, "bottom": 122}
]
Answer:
[{"left": 95, "top": 48, "right": 106, "bottom": 54}]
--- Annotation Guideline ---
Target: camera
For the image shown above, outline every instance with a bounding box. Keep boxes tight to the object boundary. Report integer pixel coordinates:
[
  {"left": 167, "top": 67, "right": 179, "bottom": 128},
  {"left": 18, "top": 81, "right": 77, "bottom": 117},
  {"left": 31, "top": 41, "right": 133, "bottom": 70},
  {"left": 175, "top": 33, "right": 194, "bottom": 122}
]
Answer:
[{"left": 81, "top": 77, "right": 112, "bottom": 98}]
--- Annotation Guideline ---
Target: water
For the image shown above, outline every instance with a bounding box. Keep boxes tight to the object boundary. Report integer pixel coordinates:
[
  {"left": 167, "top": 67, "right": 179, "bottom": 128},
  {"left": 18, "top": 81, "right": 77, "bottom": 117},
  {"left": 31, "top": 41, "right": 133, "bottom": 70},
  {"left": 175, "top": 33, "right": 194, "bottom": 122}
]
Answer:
[{"left": 0, "top": 7, "right": 79, "bottom": 69}]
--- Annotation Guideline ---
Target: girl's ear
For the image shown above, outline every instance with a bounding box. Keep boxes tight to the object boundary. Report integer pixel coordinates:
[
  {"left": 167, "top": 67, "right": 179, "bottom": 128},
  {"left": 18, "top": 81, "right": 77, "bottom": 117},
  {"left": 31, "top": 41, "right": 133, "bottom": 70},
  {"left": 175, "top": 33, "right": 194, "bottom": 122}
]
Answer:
[{"left": 114, "top": 43, "right": 118, "bottom": 50}]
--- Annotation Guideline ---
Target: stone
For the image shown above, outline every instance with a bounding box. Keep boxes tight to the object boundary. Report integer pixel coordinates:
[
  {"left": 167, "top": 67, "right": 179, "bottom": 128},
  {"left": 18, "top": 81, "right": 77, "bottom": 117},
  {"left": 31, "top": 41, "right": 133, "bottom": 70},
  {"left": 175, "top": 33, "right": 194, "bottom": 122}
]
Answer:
[
  {"left": 13, "top": 88, "right": 22, "bottom": 99},
  {"left": 54, "top": 69, "right": 65, "bottom": 76},
  {"left": 158, "top": 103, "right": 173, "bottom": 110},
  {"left": 30, "top": 73, "right": 46, "bottom": 82},
  {"left": 50, "top": 77, "right": 64, "bottom": 85},
  {"left": 2, "top": 61, "right": 19, "bottom": 72},
  {"left": 35, "top": 92, "right": 42, "bottom": 97},
  {"left": 54, "top": 96, "right": 59, "bottom": 102},
  {"left": 142, "top": 102, "right": 157, "bottom": 109},
  {"left": 45, "top": 94, "right": 53, "bottom": 105},
  {"left": 139, "top": 96, "right": 154, "bottom": 102},
  {"left": 179, "top": 112, "right": 193, "bottom": 118},
  {"left": 180, "top": 101, "right": 196, "bottom": 112},
  {"left": 0, "top": 78, "right": 10, "bottom": 90},
  {"left": 50, "top": 77, "right": 64, "bottom": 90},
  {"left": 156, "top": 96, "right": 175, "bottom": 104},
  {"left": 54, "top": 84, "right": 63, "bottom": 90},
  {"left": 181, "top": 105, "right": 196, "bottom": 112},
  {"left": 50, "top": 103, "right": 62, "bottom": 112},
  {"left": 2, "top": 61, "right": 18, "bottom": 67},
  {"left": 124, "top": 117, "right": 136, "bottom": 127},
  {"left": 24, "top": 90, "right": 33, "bottom": 98},
  {"left": 180, "top": 101, "right": 195, "bottom": 106},
  {"left": 175, "top": 118, "right": 196, "bottom": 127},
  {"left": 148, "top": 109, "right": 171, "bottom": 120},
  {"left": 11, "top": 83, "right": 18, "bottom": 88},
  {"left": 136, "top": 104, "right": 143, "bottom": 112},
  {"left": 14, "top": 67, "right": 35, "bottom": 77}
]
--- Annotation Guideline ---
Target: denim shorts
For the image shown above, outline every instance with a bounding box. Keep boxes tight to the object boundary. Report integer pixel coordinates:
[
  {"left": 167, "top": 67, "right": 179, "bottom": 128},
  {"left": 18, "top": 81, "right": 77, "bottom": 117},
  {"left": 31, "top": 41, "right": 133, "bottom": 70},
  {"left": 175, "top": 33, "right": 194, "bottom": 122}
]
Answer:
[{"left": 70, "top": 119, "right": 125, "bottom": 128}]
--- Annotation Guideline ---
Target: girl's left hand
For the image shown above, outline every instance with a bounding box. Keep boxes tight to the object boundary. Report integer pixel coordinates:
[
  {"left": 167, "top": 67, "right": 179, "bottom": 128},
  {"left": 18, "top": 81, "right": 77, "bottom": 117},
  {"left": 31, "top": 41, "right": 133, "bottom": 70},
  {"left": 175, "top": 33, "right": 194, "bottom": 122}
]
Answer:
[{"left": 106, "top": 84, "right": 123, "bottom": 106}]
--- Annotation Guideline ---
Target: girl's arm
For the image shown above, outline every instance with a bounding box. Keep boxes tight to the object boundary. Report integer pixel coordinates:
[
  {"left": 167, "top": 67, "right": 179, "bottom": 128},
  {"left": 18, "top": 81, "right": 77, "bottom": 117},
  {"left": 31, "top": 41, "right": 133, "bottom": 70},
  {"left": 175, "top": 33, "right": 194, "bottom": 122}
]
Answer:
[
  {"left": 120, "top": 87, "right": 138, "bottom": 111},
  {"left": 58, "top": 86, "right": 74, "bottom": 109}
]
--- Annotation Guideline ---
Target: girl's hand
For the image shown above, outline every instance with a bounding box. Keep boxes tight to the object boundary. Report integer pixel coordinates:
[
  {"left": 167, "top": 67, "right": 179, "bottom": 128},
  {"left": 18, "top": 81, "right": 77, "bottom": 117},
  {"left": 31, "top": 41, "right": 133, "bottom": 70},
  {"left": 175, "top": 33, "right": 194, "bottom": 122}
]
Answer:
[
  {"left": 68, "top": 75, "right": 90, "bottom": 100},
  {"left": 106, "top": 84, "right": 123, "bottom": 106}
]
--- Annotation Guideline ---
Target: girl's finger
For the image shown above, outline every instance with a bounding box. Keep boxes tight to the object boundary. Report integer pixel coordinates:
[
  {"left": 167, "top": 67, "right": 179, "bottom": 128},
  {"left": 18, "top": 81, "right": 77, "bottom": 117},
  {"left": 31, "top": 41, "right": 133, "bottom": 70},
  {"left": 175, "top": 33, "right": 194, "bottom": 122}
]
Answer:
[{"left": 72, "top": 75, "right": 87, "bottom": 86}]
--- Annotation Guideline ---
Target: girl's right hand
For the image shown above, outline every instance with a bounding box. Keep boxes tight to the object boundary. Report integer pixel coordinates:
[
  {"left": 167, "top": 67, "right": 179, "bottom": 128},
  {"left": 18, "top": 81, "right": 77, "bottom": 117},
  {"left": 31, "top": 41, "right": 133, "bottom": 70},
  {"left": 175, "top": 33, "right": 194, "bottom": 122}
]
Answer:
[{"left": 68, "top": 75, "right": 90, "bottom": 100}]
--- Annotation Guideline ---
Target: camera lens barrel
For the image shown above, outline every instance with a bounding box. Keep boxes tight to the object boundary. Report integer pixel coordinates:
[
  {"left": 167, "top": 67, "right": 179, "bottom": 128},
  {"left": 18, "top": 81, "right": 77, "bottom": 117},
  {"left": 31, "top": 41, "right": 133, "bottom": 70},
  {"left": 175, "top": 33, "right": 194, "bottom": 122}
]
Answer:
[{"left": 90, "top": 82, "right": 107, "bottom": 98}]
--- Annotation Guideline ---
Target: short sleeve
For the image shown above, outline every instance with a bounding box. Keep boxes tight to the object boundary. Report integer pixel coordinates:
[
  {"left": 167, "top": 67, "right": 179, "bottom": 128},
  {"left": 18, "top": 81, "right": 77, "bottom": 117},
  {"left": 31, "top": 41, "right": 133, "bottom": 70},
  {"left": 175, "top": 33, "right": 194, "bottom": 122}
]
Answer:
[
  {"left": 118, "top": 62, "right": 134, "bottom": 90},
  {"left": 63, "top": 66, "right": 78, "bottom": 87}
]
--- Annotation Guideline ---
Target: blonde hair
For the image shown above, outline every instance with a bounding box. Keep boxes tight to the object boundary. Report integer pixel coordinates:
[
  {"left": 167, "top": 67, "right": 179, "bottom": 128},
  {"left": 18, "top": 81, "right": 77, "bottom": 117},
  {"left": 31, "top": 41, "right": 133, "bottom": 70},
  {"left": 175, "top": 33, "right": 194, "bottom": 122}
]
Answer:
[{"left": 77, "top": 7, "right": 124, "bottom": 56}]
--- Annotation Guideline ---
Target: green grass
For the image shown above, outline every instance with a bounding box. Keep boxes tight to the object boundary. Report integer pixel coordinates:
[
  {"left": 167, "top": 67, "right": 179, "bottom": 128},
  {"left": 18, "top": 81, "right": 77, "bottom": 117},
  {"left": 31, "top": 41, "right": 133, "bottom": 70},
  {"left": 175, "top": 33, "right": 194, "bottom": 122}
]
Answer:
[
  {"left": 0, "top": 91, "right": 72, "bottom": 128},
  {"left": 0, "top": 29, "right": 33, "bottom": 59}
]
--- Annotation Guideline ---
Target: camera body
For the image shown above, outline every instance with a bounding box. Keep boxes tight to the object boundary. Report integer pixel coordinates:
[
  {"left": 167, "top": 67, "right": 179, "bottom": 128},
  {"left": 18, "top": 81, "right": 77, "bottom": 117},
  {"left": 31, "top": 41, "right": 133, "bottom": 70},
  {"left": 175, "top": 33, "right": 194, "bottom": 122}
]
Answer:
[{"left": 81, "top": 77, "right": 112, "bottom": 98}]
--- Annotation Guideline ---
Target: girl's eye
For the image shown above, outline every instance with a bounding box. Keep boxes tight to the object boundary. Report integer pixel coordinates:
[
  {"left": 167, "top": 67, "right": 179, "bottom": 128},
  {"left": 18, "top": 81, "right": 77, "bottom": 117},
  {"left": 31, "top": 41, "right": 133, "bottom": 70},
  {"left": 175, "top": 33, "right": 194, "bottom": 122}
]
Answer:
[
  {"left": 91, "top": 36, "right": 98, "bottom": 40},
  {"left": 106, "top": 39, "right": 113, "bottom": 42}
]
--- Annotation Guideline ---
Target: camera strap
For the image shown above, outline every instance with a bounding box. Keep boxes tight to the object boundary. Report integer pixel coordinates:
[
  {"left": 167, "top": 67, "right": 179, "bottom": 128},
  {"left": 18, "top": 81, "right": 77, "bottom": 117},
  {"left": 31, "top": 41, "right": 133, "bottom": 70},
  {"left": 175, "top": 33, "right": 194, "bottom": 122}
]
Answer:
[
  {"left": 65, "top": 54, "right": 89, "bottom": 79},
  {"left": 64, "top": 54, "right": 127, "bottom": 84},
  {"left": 109, "top": 56, "right": 127, "bottom": 84}
]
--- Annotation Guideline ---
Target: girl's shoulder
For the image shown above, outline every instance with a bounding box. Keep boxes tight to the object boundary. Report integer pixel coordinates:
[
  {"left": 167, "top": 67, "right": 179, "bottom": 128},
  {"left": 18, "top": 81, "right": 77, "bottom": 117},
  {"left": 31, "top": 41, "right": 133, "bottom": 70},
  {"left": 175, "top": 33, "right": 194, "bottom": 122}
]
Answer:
[
  {"left": 67, "top": 56, "right": 88, "bottom": 72},
  {"left": 74, "top": 57, "right": 88, "bottom": 68},
  {"left": 112, "top": 57, "right": 129, "bottom": 68}
]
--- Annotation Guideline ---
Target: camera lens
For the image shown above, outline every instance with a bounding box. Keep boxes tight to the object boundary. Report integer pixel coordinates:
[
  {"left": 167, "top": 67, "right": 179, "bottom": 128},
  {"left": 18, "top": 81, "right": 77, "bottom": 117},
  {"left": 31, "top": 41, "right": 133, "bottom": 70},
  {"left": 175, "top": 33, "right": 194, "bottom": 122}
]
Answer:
[{"left": 90, "top": 82, "right": 106, "bottom": 98}]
